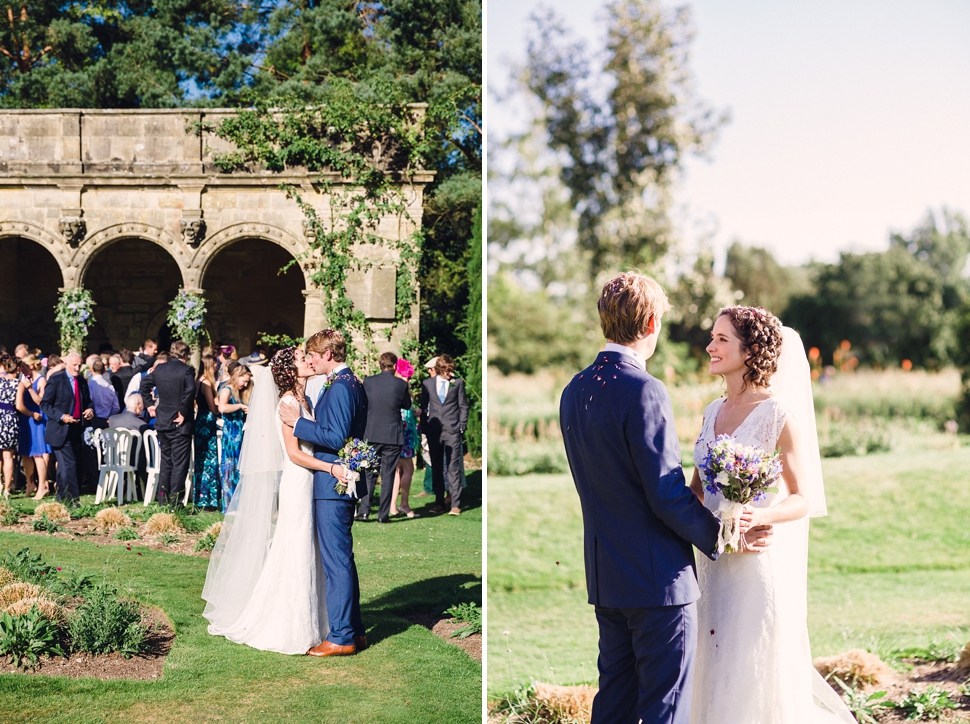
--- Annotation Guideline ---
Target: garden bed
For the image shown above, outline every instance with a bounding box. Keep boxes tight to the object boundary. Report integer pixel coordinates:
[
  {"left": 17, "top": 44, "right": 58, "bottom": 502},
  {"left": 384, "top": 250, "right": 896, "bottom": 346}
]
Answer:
[
  {"left": 0, "top": 605, "right": 174, "bottom": 680},
  {"left": 1, "top": 517, "right": 212, "bottom": 557},
  {"left": 405, "top": 612, "right": 482, "bottom": 662}
]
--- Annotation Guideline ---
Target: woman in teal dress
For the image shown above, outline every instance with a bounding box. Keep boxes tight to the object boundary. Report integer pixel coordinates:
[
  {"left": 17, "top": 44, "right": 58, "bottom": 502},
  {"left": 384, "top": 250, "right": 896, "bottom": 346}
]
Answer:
[
  {"left": 193, "top": 354, "right": 221, "bottom": 509},
  {"left": 216, "top": 364, "right": 251, "bottom": 513}
]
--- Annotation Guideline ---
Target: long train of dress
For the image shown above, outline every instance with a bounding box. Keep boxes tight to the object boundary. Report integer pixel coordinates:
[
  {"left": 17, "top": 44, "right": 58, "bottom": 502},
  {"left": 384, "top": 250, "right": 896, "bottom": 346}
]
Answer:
[{"left": 204, "top": 401, "right": 328, "bottom": 654}]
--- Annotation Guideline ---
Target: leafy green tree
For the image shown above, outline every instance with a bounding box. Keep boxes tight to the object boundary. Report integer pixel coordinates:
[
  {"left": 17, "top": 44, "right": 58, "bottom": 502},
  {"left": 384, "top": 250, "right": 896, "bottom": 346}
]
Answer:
[
  {"left": 0, "top": 0, "right": 256, "bottom": 108},
  {"left": 522, "top": 0, "right": 726, "bottom": 280},
  {"left": 724, "top": 241, "right": 809, "bottom": 316},
  {"left": 459, "top": 203, "right": 482, "bottom": 456},
  {"left": 666, "top": 246, "right": 736, "bottom": 361}
]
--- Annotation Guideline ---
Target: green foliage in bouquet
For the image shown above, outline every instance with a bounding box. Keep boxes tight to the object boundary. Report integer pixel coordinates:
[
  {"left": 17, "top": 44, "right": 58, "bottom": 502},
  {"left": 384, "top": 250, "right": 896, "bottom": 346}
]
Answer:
[
  {"left": 167, "top": 288, "right": 208, "bottom": 348},
  {"left": 55, "top": 287, "right": 96, "bottom": 354}
]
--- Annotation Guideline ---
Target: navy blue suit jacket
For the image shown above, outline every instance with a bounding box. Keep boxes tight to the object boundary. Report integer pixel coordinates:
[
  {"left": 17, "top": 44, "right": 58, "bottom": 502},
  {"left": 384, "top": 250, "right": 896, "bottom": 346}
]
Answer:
[
  {"left": 41, "top": 370, "right": 92, "bottom": 448},
  {"left": 294, "top": 367, "right": 368, "bottom": 501},
  {"left": 560, "top": 350, "right": 720, "bottom": 609}
]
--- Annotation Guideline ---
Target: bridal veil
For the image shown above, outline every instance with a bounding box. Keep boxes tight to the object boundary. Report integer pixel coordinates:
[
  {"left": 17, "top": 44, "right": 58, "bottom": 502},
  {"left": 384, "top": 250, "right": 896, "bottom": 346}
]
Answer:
[{"left": 202, "top": 369, "right": 283, "bottom": 631}]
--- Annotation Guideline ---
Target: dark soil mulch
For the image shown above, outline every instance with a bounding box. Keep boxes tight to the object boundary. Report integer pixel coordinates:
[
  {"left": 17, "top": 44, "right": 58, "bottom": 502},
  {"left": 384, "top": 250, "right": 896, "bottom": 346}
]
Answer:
[
  {"left": 405, "top": 612, "right": 482, "bottom": 663},
  {"left": 0, "top": 605, "right": 175, "bottom": 680}
]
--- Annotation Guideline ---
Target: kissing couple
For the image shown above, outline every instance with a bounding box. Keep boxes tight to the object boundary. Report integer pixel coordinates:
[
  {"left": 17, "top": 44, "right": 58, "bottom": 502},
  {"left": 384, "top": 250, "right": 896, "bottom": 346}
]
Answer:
[
  {"left": 561, "top": 273, "right": 855, "bottom": 723},
  {"left": 202, "top": 329, "right": 370, "bottom": 657}
]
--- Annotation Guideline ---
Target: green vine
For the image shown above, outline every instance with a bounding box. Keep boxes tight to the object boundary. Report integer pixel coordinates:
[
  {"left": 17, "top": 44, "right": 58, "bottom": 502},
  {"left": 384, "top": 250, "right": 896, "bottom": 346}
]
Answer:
[
  {"left": 166, "top": 288, "right": 208, "bottom": 348},
  {"left": 55, "top": 287, "right": 96, "bottom": 355},
  {"left": 196, "top": 81, "right": 428, "bottom": 372}
]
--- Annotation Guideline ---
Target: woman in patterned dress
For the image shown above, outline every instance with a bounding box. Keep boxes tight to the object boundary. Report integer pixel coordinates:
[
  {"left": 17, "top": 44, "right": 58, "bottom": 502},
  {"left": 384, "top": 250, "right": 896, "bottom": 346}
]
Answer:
[
  {"left": 0, "top": 355, "right": 21, "bottom": 497},
  {"left": 15, "top": 354, "right": 51, "bottom": 499},
  {"left": 194, "top": 353, "right": 221, "bottom": 509},
  {"left": 389, "top": 358, "right": 420, "bottom": 518},
  {"left": 217, "top": 364, "right": 251, "bottom": 513}
]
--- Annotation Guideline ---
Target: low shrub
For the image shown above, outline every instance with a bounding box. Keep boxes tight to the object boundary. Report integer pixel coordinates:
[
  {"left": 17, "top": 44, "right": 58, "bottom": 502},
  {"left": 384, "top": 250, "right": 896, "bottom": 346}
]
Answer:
[
  {"left": 32, "top": 513, "right": 64, "bottom": 535},
  {"left": 113, "top": 526, "right": 140, "bottom": 541},
  {"left": 895, "top": 685, "right": 959, "bottom": 720},
  {"left": 1, "top": 548, "right": 57, "bottom": 586},
  {"left": 67, "top": 584, "right": 147, "bottom": 658},
  {"left": 445, "top": 602, "right": 482, "bottom": 639},
  {"left": 818, "top": 419, "right": 892, "bottom": 458},
  {"left": 94, "top": 507, "right": 133, "bottom": 533},
  {"left": 32, "top": 502, "right": 71, "bottom": 524},
  {"left": 194, "top": 533, "right": 217, "bottom": 553},
  {"left": 488, "top": 442, "right": 569, "bottom": 476},
  {"left": 0, "top": 506, "right": 21, "bottom": 526},
  {"left": 72, "top": 503, "right": 108, "bottom": 520},
  {"left": 828, "top": 677, "right": 890, "bottom": 724},
  {"left": 144, "top": 513, "right": 185, "bottom": 535},
  {"left": 0, "top": 607, "right": 65, "bottom": 669},
  {"left": 155, "top": 531, "right": 180, "bottom": 547}
]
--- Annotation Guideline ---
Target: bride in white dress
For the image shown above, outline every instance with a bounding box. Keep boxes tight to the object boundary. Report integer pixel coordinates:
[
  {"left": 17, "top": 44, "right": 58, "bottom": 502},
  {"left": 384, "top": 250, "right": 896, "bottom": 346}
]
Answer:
[
  {"left": 202, "top": 347, "right": 344, "bottom": 654},
  {"left": 688, "top": 307, "right": 854, "bottom": 723}
]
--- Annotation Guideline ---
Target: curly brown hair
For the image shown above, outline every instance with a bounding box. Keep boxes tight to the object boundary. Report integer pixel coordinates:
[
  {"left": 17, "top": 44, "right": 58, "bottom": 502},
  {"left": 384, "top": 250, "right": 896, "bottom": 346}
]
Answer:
[
  {"left": 718, "top": 306, "right": 784, "bottom": 389},
  {"left": 270, "top": 347, "right": 300, "bottom": 397}
]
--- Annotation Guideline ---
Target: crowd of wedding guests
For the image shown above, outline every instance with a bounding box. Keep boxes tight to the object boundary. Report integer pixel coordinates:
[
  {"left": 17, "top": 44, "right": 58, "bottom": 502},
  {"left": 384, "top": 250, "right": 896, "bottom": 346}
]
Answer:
[{"left": 0, "top": 339, "right": 469, "bottom": 517}]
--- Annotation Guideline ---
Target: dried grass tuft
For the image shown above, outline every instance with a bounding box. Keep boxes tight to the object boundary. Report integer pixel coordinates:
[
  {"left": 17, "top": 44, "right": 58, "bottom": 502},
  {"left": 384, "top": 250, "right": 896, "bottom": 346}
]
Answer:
[
  {"left": 813, "top": 649, "right": 895, "bottom": 687},
  {"left": 33, "top": 502, "right": 71, "bottom": 524},
  {"left": 0, "top": 582, "right": 43, "bottom": 607},
  {"left": 532, "top": 683, "right": 596, "bottom": 723},
  {"left": 0, "top": 567, "right": 15, "bottom": 587},
  {"left": 204, "top": 521, "right": 222, "bottom": 539},
  {"left": 94, "top": 507, "right": 133, "bottom": 532},
  {"left": 4, "top": 597, "right": 63, "bottom": 623},
  {"left": 956, "top": 641, "right": 970, "bottom": 672},
  {"left": 143, "top": 513, "right": 185, "bottom": 535}
]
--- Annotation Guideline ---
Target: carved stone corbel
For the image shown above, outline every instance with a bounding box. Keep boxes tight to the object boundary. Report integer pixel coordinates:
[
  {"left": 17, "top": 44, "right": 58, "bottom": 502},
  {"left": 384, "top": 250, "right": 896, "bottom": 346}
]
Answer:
[
  {"left": 180, "top": 210, "right": 206, "bottom": 247},
  {"left": 58, "top": 209, "right": 86, "bottom": 248}
]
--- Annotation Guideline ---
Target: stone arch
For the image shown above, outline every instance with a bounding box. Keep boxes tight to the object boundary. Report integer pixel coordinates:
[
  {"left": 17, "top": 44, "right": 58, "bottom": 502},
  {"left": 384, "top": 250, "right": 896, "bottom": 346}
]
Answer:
[
  {"left": 191, "top": 222, "right": 312, "bottom": 289},
  {"left": 0, "top": 220, "right": 74, "bottom": 285},
  {"left": 0, "top": 229, "right": 66, "bottom": 353},
  {"left": 77, "top": 222, "right": 188, "bottom": 287}
]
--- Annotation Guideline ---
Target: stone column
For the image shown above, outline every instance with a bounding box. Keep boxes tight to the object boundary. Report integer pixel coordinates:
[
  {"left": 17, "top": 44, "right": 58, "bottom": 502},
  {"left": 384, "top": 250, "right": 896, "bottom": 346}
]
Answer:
[{"left": 302, "top": 288, "right": 328, "bottom": 337}]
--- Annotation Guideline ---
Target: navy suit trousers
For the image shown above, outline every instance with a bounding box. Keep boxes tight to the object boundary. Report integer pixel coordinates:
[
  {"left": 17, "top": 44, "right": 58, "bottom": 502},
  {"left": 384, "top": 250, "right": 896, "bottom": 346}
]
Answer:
[
  {"left": 53, "top": 426, "right": 83, "bottom": 504},
  {"left": 315, "top": 499, "right": 364, "bottom": 646},
  {"left": 592, "top": 603, "right": 697, "bottom": 724}
]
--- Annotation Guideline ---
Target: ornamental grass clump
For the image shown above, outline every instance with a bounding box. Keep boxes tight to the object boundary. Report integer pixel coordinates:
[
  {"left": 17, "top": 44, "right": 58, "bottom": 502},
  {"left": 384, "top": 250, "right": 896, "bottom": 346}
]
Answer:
[
  {"left": 194, "top": 521, "right": 222, "bottom": 552},
  {"left": 33, "top": 502, "right": 71, "bottom": 524},
  {"left": 94, "top": 507, "right": 133, "bottom": 533},
  {"left": 67, "top": 583, "right": 147, "bottom": 658},
  {"left": 143, "top": 513, "right": 185, "bottom": 535},
  {"left": 0, "top": 582, "right": 43, "bottom": 608},
  {"left": 5, "top": 597, "right": 64, "bottom": 624},
  {"left": 813, "top": 649, "right": 895, "bottom": 688},
  {"left": 0, "top": 567, "right": 15, "bottom": 587}
]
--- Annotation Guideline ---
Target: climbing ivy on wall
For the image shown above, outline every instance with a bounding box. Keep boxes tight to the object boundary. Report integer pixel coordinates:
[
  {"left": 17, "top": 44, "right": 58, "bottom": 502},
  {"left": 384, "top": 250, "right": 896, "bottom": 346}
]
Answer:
[{"left": 198, "top": 81, "right": 428, "bottom": 371}]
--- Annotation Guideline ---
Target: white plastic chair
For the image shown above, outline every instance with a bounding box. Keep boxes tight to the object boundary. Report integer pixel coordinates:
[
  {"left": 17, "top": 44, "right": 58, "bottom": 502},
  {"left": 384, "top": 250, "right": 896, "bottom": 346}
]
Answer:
[
  {"left": 95, "top": 429, "right": 138, "bottom": 505},
  {"left": 183, "top": 442, "right": 195, "bottom": 506},
  {"left": 142, "top": 429, "right": 161, "bottom": 506},
  {"left": 114, "top": 428, "right": 143, "bottom": 501}
]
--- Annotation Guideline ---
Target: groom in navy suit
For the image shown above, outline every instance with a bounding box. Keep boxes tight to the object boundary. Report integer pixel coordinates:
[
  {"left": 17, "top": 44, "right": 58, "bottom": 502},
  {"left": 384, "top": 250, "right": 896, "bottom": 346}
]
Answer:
[
  {"left": 561, "top": 272, "right": 769, "bottom": 724},
  {"left": 280, "top": 329, "right": 369, "bottom": 657}
]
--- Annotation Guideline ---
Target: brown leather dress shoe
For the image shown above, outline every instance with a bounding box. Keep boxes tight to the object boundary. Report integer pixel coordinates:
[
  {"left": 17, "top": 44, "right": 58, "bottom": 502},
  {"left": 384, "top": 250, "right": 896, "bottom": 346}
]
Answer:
[
  {"left": 354, "top": 635, "right": 368, "bottom": 651},
  {"left": 306, "top": 640, "right": 356, "bottom": 657}
]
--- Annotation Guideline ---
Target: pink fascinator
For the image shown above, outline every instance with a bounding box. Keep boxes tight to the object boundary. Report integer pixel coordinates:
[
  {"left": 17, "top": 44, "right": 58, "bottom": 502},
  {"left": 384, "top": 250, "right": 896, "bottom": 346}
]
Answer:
[{"left": 395, "top": 358, "right": 415, "bottom": 378}]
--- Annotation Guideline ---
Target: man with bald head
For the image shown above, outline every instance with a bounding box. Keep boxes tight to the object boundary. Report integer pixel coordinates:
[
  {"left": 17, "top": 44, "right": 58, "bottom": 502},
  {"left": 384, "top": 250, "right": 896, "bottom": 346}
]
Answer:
[{"left": 41, "top": 352, "right": 94, "bottom": 504}]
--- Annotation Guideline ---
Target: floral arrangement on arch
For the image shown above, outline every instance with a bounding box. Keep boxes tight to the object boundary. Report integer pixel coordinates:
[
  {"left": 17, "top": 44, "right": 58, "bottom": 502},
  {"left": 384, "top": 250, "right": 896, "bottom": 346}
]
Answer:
[
  {"left": 55, "top": 287, "right": 96, "bottom": 354},
  {"left": 167, "top": 288, "right": 208, "bottom": 347}
]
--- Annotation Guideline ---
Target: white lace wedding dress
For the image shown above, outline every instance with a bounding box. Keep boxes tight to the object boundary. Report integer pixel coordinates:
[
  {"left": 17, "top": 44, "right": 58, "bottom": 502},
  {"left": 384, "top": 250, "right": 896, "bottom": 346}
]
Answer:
[
  {"left": 203, "top": 400, "right": 328, "bottom": 654},
  {"left": 691, "top": 396, "right": 853, "bottom": 723}
]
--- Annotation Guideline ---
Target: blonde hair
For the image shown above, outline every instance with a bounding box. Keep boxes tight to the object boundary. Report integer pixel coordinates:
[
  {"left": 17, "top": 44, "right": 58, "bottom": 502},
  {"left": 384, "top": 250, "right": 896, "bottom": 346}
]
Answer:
[
  {"left": 597, "top": 272, "right": 671, "bottom": 345},
  {"left": 228, "top": 365, "right": 253, "bottom": 405},
  {"left": 305, "top": 329, "right": 346, "bottom": 363}
]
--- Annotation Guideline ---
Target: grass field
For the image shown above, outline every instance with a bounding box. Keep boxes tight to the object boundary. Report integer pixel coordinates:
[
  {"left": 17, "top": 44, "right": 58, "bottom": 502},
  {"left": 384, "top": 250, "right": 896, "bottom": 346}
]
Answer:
[
  {"left": 0, "top": 471, "right": 483, "bottom": 723},
  {"left": 486, "top": 433, "right": 970, "bottom": 695}
]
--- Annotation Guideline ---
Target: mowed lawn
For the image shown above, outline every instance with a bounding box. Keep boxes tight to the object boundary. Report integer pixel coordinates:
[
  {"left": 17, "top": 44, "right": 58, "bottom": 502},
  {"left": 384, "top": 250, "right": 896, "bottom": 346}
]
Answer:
[
  {"left": 486, "top": 436, "right": 970, "bottom": 695},
  {"left": 0, "top": 471, "right": 482, "bottom": 723}
]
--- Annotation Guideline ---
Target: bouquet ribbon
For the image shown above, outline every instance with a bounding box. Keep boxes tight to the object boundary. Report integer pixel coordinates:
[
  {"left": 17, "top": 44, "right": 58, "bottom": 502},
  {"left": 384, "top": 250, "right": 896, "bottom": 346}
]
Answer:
[
  {"left": 342, "top": 470, "right": 359, "bottom": 498},
  {"left": 715, "top": 499, "right": 745, "bottom": 554}
]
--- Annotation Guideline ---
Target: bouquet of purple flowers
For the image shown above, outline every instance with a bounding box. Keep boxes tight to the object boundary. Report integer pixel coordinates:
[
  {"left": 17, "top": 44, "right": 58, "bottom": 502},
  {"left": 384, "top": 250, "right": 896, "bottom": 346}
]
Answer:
[
  {"left": 699, "top": 434, "right": 783, "bottom": 553},
  {"left": 333, "top": 438, "right": 378, "bottom": 496}
]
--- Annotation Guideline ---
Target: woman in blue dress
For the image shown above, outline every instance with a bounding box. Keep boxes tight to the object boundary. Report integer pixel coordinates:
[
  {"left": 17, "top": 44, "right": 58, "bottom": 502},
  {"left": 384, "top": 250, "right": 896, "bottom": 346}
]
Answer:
[
  {"left": 194, "top": 353, "right": 221, "bottom": 509},
  {"left": 15, "top": 354, "right": 51, "bottom": 499},
  {"left": 216, "top": 364, "right": 251, "bottom": 513}
]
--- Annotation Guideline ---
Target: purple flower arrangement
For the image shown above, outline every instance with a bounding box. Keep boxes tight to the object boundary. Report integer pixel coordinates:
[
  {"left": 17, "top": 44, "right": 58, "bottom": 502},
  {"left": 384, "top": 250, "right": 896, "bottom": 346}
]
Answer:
[
  {"left": 55, "top": 287, "right": 97, "bottom": 353},
  {"left": 699, "top": 434, "right": 783, "bottom": 553},
  {"left": 166, "top": 288, "right": 208, "bottom": 347},
  {"left": 333, "top": 437, "right": 378, "bottom": 496}
]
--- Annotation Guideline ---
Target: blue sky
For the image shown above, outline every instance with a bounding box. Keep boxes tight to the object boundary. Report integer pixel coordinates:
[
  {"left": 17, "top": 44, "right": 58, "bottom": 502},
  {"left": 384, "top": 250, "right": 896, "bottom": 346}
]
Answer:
[{"left": 486, "top": 0, "right": 970, "bottom": 265}]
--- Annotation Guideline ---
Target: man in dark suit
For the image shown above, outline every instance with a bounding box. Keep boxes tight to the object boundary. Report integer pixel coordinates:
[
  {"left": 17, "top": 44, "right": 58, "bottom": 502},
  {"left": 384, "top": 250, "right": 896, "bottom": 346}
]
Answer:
[
  {"left": 40, "top": 352, "right": 94, "bottom": 504},
  {"left": 280, "top": 329, "right": 369, "bottom": 657},
  {"left": 359, "top": 352, "right": 412, "bottom": 522},
  {"left": 560, "top": 272, "right": 772, "bottom": 724},
  {"left": 140, "top": 340, "right": 195, "bottom": 506},
  {"left": 419, "top": 354, "right": 468, "bottom": 515},
  {"left": 110, "top": 348, "right": 135, "bottom": 409}
]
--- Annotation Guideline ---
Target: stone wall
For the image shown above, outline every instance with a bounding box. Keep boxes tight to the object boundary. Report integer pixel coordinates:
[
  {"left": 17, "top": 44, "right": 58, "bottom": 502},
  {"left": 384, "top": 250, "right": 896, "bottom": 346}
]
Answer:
[{"left": 0, "top": 109, "right": 430, "bottom": 358}]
